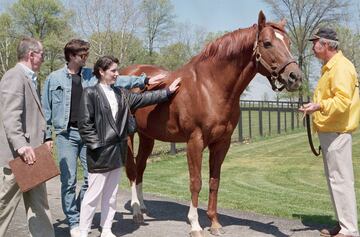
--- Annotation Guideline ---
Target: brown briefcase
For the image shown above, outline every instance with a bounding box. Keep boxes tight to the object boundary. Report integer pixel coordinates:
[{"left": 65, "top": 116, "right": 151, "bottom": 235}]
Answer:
[{"left": 9, "top": 144, "right": 60, "bottom": 192}]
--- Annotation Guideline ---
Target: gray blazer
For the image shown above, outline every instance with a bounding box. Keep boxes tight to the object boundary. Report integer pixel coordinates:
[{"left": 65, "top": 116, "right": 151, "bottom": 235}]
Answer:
[{"left": 0, "top": 63, "right": 46, "bottom": 167}]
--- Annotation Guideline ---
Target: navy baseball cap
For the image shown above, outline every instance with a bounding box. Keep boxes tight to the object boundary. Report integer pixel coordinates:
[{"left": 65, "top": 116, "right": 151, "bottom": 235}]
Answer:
[{"left": 308, "top": 27, "right": 338, "bottom": 41}]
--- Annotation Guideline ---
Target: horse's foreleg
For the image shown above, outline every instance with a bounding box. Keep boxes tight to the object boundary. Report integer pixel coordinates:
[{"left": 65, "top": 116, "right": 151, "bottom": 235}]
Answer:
[
  {"left": 207, "top": 139, "right": 230, "bottom": 236},
  {"left": 131, "top": 134, "right": 154, "bottom": 223},
  {"left": 186, "top": 135, "right": 205, "bottom": 237}
]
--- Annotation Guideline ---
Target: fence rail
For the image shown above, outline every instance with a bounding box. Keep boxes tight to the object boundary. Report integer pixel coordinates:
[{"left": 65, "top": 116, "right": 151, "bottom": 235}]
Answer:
[
  {"left": 238, "top": 100, "right": 303, "bottom": 142},
  {"left": 147, "top": 100, "right": 305, "bottom": 155}
]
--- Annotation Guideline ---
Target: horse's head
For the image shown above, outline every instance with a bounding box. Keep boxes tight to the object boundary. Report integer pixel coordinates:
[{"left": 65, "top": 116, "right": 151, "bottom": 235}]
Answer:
[{"left": 253, "top": 11, "right": 302, "bottom": 92}]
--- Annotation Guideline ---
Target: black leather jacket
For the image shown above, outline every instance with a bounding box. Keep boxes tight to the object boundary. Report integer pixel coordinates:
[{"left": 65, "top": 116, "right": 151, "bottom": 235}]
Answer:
[{"left": 78, "top": 83, "right": 169, "bottom": 173}]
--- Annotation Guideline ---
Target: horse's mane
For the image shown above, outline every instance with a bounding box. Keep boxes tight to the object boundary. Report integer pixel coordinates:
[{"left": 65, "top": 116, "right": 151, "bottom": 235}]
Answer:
[
  {"left": 193, "top": 25, "right": 257, "bottom": 63},
  {"left": 193, "top": 22, "right": 286, "bottom": 63}
]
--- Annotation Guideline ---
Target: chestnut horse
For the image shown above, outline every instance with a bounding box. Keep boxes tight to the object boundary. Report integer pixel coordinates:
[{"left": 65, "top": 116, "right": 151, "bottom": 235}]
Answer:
[{"left": 121, "top": 11, "right": 302, "bottom": 237}]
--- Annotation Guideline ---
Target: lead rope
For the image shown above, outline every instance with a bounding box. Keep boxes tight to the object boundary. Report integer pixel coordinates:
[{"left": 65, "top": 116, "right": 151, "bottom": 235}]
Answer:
[{"left": 305, "top": 114, "right": 321, "bottom": 156}]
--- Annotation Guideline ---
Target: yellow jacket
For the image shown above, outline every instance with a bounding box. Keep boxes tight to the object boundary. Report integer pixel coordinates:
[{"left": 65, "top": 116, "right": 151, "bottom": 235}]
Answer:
[{"left": 313, "top": 51, "right": 360, "bottom": 133}]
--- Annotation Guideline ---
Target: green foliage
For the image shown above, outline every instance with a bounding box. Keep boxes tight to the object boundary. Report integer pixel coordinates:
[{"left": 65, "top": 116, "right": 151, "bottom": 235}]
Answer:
[
  {"left": 336, "top": 26, "right": 360, "bottom": 73},
  {"left": 10, "top": 0, "right": 72, "bottom": 39},
  {"left": 88, "top": 31, "right": 149, "bottom": 68},
  {"left": 0, "top": 13, "right": 17, "bottom": 77},
  {"left": 155, "top": 42, "right": 191, "bottom": 70},
  {"left": 1, "top": 0, "right": 76, "bottom": 85}
]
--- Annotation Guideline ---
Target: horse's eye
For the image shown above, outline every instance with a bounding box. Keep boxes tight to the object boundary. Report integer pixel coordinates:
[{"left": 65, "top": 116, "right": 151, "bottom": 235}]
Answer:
[{"left": 264, "top": 41, "right": 272, "bottom": 48}]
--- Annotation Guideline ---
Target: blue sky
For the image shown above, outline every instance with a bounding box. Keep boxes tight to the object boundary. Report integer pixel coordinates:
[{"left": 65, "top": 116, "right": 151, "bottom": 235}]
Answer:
[
  {"left": 171, "top": 0, "right": 271, "bottom": 32},
  {"left": 170, "top": 0, "right": 276, "bottom": 100}
]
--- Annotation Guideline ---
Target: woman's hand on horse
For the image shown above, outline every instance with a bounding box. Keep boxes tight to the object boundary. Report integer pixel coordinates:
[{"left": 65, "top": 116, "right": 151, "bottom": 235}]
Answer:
[
  {"left": 168, "top": 77, "right": 182, "bottom": 93},
  {"left": 148, "top": 73, "right": 168, "bottom": 85}
]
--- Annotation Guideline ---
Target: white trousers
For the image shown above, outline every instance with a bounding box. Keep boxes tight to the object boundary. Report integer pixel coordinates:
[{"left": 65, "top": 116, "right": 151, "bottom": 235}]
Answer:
[
  {"left": 319, "top": 132, "right": 359, "bottom": 236},
  {"left": 79, "top": 168, "right": 121, "bottom": 232}
]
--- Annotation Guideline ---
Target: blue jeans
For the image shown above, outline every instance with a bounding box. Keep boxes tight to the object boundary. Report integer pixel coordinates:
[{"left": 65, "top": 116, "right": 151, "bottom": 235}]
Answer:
[{"left": 56, "top": 127, "right": 88, "bottom": 228}]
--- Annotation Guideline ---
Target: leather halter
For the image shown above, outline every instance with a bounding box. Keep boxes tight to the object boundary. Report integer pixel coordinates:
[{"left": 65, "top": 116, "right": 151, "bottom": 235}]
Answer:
[{"left": 253, "top": 28, "right": 297, "bottom": 92}]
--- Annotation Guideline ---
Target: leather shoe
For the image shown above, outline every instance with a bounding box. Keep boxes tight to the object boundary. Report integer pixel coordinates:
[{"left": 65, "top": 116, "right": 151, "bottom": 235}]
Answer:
[{"left": 320, "top": 223, "right": 341, "bottom": 237}]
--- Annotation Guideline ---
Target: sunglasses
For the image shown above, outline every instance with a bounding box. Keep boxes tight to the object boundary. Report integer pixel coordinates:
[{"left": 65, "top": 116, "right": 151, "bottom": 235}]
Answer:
[{"left": 77, "top": 52, "right": 89, "bottom": 59}]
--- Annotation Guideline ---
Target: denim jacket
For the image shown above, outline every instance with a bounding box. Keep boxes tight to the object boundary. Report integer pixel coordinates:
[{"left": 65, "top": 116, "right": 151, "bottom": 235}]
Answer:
[{"left": 42, "top": 65, "right": 147, "bottom": 140}]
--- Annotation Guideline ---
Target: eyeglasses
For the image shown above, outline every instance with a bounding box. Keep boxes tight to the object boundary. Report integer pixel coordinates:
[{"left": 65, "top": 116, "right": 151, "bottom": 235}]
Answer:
[
  {"left": 77, "top": 52, "right": 89, "bottom": 59},
  {"left": 32, "top": 51, "right": 45, "bottom": 58}
]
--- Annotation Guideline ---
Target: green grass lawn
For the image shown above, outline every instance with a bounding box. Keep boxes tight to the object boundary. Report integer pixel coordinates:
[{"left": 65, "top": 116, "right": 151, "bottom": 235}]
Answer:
[{"left": 121, "top": 130, "right": 360, "bottom": 225}]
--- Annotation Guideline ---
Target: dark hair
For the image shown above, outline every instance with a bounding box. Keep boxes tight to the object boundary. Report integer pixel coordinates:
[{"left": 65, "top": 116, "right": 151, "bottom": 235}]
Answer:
[
  {"left": 17, "top": 37, "right": 41, "bottom": 60},
  {"left": 93, "top": 56, "right": 119, "bottom": 79},
  {"left": 64, "top": 39, "right": 90, "bottom": 62}
]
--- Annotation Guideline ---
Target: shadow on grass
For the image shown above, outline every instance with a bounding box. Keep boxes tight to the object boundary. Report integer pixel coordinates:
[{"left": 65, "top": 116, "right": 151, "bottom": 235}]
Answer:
[{"left": 291, "top": 213, "right": 335, "bottom": 233}]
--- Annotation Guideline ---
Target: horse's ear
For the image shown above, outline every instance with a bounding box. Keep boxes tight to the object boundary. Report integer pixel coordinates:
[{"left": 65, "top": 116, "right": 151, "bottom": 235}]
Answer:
[
  {"left": 258, "top": 11, "right": 266, "bottom": 31},
  {"left": 279, "top": 18, "right": 287, "bottom": 29}
]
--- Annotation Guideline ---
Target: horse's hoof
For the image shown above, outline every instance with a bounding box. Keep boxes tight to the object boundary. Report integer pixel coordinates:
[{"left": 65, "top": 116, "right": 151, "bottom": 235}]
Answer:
[
  {"left": 141, "top": 208, "right": 148, "bottom": 215},
  {"left": 190, "top": 230, "right": 207, "bottom": 237},
  {"left": 133, "top": 213, "right": 144, "bottom": 224},
  {"left": 209, "top": 227, "right": 225, "bottom": 236}
]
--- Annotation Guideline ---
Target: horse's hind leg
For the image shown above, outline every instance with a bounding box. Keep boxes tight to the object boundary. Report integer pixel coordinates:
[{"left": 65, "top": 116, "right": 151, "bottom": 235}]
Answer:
[
  {"left": 132, "top": 133, "right": 154, "bottom": 223},
  {"left": 207, "top": 139, "right": 230, "bottom": 236}
]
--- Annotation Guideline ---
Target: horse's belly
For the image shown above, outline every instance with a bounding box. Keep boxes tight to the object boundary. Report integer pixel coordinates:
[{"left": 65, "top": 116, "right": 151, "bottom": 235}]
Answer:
[{"left": 135, "top": 104, "right": 187, "bottom": 143}]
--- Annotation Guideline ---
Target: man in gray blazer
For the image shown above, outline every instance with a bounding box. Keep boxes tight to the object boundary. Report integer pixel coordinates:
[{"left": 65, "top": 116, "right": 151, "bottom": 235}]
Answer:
[{"left": 0, "top": 37, "right": 55, "bottom": 237}]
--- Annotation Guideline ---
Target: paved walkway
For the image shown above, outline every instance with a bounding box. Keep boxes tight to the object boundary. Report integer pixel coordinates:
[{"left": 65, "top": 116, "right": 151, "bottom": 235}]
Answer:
[{"left": 7, "top": 176, "right": 325, "bottom": 237}]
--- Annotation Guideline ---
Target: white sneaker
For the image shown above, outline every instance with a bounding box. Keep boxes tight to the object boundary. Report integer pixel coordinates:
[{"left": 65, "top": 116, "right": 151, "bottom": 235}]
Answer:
[
  {"left": 70, "top": 227, "right": 82, "bottom": 237},
  {"left": 100, "top": 230, "right": 116, "bottom": 237}
]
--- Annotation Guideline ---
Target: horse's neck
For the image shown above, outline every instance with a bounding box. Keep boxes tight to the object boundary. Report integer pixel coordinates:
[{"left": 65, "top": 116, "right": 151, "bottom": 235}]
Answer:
[{"left": 201, "top": 29, "right": 258, "bottom": 103}]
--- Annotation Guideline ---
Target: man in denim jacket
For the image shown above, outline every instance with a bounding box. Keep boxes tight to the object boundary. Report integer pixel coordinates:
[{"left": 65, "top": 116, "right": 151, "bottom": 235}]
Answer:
[{"left": 41, "top": 39, "right": 165, "bottom": 237}]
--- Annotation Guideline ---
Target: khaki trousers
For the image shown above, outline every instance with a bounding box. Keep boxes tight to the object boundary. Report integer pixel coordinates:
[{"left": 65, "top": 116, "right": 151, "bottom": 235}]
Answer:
[
  {"left": 0, "top": 167, "right": 54, "bottom": 237},
  {"left": 319, "top": 132, "right": 359, "bottom": 236}
]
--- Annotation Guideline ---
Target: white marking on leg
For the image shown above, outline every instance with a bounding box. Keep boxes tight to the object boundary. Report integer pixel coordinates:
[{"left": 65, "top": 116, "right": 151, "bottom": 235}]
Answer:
[
  {"left": 136, "top": 183, "right": 147, "bottom": 211},
  {"left": 187, "top": 202, "right": 202, "bottom": 232},
  {"left": 131, "top": 181, "right": 140, "bottom": 207},
  {"left": 130, "top": 181, "right": 142, "bottom": 218}
]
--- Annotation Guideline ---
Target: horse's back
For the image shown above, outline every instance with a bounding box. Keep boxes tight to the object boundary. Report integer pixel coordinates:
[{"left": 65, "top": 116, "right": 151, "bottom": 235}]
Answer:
[{"left": 120, "top": 64, "right": 169, "bottom": 80}]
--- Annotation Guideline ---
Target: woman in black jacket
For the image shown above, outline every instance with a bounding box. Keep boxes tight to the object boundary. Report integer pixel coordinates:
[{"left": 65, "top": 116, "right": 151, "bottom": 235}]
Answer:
[{"left": 78, "top": 56, "right": 180, "bottom": 237}]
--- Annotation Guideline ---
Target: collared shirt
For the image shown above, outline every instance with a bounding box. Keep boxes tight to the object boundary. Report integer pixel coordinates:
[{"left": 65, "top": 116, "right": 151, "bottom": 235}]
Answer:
[
  {"left": 18, "top": 63, "right": 38, "bottom": 90},
  {"left": 312, "top": 51, "right": 360, "bottom": 133},
  {"left": 99, "top": 83, "right": 118, "bottom": 120}
]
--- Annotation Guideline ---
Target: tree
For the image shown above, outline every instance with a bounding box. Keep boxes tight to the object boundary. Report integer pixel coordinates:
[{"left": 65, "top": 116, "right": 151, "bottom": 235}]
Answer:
[
  {"left": 155, "top": 42, "right": 191, "bottom": 70},
  {"left": 88, "top": 31, "right": 148, "bottom": 68},
  {"left": 141, "top": 0, "right": 175, "bottom": 61},
  {"left": 10, "top": 0, "right": 72, "bottom": 40},
  {"left": 336, "top": 26, "right": 360, "bottom": 73},
  {"left": 8, "top": 0, "right": 75, "bottom": 85},
  {"left": 0, "top": 13, "right": 17, "bottom": 77},
  {"left": 171, "top": 22, "right": 208, "bottom": 57},
  {"left": 72, "top": 0, "right": 143, "bottom": 66},
  {"left": 263, "top": 0, "right": 350, "bottom": 101}
]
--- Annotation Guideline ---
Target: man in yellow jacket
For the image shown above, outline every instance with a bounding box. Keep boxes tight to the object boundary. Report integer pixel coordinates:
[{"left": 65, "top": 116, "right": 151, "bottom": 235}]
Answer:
[{"left": 299, "top": 28, "right": 360, "bottom": 237}]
